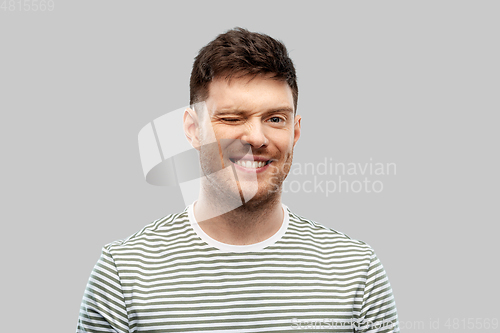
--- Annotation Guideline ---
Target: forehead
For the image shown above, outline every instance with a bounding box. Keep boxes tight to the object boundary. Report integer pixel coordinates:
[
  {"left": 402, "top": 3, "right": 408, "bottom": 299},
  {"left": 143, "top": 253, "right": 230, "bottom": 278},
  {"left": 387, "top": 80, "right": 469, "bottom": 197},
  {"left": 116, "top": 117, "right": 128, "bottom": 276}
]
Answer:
[{"left": 205, "top": 75, "right": 294, "bottom": 115}]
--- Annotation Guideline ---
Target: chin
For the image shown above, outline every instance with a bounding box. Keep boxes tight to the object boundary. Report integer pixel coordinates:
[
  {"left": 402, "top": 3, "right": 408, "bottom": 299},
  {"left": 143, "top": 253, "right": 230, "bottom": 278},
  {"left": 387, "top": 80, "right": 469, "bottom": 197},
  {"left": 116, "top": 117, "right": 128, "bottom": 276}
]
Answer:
[{"left": 241, "top": 184, "right": 280, "bottom": 207}]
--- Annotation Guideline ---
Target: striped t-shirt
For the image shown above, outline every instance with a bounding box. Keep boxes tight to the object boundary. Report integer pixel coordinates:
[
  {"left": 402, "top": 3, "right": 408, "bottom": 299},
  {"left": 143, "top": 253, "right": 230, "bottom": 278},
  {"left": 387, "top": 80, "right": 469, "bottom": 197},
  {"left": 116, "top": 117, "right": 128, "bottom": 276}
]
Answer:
[{"left": 77, "top": 202, "right": 399, "bottom": 332}]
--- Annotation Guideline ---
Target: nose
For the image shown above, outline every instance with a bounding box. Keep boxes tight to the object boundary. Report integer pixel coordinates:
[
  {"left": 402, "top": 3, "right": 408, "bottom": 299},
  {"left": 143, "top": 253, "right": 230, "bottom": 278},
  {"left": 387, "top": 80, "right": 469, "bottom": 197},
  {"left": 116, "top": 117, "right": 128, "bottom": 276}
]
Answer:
[{"left": 240, "top": 120, "right": 269, "bottom": 148}]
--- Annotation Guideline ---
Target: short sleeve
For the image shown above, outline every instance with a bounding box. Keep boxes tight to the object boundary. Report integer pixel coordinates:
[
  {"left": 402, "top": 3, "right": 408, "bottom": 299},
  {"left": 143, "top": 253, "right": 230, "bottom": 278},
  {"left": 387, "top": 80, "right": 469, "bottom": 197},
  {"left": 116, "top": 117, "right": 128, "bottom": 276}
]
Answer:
[
  {"left": 355, "top": 251, "right": 400, "bottom": 332},
  {"left": 76, "top": 247, "right": 130, "bottom": 333}
]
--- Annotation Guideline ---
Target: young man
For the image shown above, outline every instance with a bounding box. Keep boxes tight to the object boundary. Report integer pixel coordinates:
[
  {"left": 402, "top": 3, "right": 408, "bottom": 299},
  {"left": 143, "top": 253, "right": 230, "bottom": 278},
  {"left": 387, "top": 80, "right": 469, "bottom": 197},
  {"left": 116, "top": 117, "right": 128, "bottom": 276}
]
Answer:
[{"left": 77, "top": 28, "right": 400, "bottom": 332}]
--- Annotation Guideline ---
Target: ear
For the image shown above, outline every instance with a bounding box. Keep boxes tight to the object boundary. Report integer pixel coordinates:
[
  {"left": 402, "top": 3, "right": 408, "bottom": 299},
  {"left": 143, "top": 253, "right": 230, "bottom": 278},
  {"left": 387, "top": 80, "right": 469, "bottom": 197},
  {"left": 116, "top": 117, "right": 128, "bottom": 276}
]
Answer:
[
  {"left": 183, "top": 108, "right": 202, "bottom": 150},
  {"left": 292, "top": 114, "right": 301, "bottom": 147}
]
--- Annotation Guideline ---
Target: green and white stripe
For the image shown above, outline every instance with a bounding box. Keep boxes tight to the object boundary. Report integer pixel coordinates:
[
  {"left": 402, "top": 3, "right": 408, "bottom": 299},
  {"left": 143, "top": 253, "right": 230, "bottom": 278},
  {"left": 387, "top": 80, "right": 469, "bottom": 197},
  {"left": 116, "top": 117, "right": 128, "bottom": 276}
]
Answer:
[{"left": 77, "top": 204, "right": 399, "bottom": 332}]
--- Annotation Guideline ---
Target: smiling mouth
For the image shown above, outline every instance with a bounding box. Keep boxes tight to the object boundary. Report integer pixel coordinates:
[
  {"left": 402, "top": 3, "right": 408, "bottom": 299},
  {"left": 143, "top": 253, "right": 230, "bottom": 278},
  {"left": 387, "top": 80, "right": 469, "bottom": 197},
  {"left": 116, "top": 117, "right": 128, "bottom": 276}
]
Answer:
[{"left": 229, "top": 158, "right": 272, "bottom": 169}]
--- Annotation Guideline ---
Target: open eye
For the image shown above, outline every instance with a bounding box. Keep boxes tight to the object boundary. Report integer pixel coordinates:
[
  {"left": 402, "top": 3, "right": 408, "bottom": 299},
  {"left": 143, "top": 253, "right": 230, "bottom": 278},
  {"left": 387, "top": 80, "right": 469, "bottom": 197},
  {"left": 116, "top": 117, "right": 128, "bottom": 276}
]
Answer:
[{"left": 268, "top": 116, "right": 284, "bottom": 123}]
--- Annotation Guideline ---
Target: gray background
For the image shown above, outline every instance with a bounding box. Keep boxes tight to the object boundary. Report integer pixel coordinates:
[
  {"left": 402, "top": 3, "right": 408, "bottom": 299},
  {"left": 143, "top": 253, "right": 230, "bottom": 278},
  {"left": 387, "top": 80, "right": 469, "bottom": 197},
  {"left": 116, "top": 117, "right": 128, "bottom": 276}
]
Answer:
[{"left": 1, "top": 1, "right": 498, "bottom": 331}]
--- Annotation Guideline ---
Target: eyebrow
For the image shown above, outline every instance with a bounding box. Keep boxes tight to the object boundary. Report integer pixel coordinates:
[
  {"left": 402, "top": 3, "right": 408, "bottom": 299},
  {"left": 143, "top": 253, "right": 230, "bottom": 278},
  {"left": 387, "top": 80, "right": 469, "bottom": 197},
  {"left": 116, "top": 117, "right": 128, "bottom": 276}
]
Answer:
[{"left": 213, "top": 107, "right": 294, "bottom": 116}]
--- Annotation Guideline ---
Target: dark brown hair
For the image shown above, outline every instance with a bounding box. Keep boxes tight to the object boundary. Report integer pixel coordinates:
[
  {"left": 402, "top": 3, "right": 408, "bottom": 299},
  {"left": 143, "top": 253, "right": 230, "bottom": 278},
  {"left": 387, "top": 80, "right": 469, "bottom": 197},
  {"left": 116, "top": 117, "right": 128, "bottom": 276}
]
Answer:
[{"left": 190, "top": 27, "right": 298, "bottom": 114}]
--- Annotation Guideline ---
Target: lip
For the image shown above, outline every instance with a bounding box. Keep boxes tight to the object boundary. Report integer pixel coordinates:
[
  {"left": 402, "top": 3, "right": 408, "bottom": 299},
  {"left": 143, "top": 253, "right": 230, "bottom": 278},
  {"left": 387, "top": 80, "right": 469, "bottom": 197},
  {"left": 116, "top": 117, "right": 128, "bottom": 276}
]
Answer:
[
  {"left": 230, "top": 159, "right": 273, "bottom": 173},
  {"left": 230, "top": 155, "right": 272, "bottom": 162}
]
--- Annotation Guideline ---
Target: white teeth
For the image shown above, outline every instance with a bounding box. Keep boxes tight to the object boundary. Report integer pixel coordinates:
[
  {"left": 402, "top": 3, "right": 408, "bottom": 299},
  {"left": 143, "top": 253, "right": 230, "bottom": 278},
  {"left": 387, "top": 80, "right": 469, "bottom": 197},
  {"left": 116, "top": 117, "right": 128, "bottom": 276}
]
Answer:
[{"left": 235, "top": 160, "right": 267, "bottom": 168}]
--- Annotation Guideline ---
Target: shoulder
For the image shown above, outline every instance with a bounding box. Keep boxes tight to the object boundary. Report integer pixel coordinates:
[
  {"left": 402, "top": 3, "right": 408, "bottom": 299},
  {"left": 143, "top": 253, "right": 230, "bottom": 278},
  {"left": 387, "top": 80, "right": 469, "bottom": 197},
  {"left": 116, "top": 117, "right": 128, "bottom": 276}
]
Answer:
[
  {"left": 103, "top": 208, "right": 191, "bottom": 253},
  {"left": 285, "top": 207, "right": 374, "bottom": 254}
]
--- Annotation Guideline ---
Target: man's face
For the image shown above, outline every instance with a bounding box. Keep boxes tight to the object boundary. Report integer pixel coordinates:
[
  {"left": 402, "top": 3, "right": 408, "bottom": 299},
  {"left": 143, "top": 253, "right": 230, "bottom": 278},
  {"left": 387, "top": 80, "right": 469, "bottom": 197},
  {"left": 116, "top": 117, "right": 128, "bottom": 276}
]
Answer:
[{"left": 196, "top": 74, "right": 301, "bottom": 207}]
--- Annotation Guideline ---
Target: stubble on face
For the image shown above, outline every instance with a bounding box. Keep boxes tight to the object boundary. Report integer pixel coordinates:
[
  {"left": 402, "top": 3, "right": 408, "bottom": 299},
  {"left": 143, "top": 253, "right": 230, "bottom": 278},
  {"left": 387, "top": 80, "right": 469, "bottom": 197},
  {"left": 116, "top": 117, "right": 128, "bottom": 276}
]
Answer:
[
  {"left": 197, "top": 132, "right": 295, "bottom": 220},
  {"left": 195, "top": 75, "right": 300, "bottom": 222},
  {"left": 197, "top": 131, "right": 246, "bottom": 216}
]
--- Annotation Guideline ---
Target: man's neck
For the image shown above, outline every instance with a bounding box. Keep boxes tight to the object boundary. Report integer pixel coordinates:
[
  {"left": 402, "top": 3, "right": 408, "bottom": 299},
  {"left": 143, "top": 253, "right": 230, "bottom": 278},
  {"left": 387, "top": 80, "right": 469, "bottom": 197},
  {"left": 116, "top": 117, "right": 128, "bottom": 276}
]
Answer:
[{"left": 193, "top": 194, "right": 284, "bottom": 246}]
